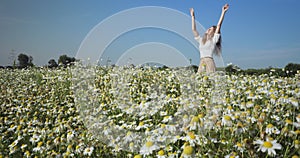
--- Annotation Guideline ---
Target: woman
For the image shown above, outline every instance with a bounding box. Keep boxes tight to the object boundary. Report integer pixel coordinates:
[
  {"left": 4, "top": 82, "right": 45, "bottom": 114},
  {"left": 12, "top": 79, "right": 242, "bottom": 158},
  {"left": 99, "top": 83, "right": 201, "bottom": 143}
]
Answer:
[{"left": 190, "top": 4, "right": 229, "bottom": 73}]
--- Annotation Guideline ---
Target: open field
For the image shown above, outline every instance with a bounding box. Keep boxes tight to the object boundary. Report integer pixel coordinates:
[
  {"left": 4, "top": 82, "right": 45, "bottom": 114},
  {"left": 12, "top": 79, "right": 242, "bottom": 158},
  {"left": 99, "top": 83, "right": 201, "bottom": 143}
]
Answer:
[{"left": 0, "top": 67, "right": 299, "bottom": 157}]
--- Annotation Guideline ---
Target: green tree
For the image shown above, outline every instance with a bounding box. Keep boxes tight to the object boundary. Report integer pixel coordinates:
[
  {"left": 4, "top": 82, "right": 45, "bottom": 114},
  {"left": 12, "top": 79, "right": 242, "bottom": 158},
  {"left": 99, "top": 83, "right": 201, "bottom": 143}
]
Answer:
[
  {"left": 48, "top": 59, "right": 58, "bottom": 68},
  {"left": 58, "top": 55, "right": 76, "bottom": 67},
  {"left": 18, "top": 53, "right": 33, "bottom": 68},
  {"left": 285, "top": 63, "right": 300, "bottom": 77},
  {"left": 225, "top": 64, "right": 241, "bottom": 75}
]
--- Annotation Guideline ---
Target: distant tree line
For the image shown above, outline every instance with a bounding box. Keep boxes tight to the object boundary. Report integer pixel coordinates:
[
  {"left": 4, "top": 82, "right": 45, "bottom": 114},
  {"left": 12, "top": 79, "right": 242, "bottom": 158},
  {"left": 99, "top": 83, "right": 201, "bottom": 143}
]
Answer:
[
  {"left": 154, "top": 63, "right": 300, "bottom": 77},
  {"left": 0, "top": 53, "right": 77, "bottom": 69},
  {"left": 225, "top": 63, "right": 300, "bottom": 77},
  {"left": 0, "top": 53, "right": 299, "bottom": 77},
  {"left": 48, "top": 55, "right": 76, "bottom": 68}
]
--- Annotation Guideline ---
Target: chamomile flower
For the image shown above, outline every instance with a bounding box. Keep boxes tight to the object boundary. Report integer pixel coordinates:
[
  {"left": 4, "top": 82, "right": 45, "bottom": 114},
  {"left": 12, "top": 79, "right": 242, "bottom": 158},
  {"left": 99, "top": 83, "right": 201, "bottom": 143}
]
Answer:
[
  {"left": 156, "top": 134, "right": 167, "bottom": 143},
  {"left": 123, "top": 131, "right": 135, "bottom": 143},
  {"left": 171, "top": 135, "right": 181, "bottom": 143},
  {"left": 188, "top": 115, "right": 200, "bottom": 130},
  {"left": 292, "top": 114, "right": 300, "bottom": 128},
  {"left": 289, "top": 97, "right": 298, "bottom": 107},
  {"left": 75, "top": 143, "right": 84, "bottom": 154},
  {"left": 24, "top": 150, "right": 31, "bottom": 158},
  {"left": 285, "top": 118, "right": 293, "bottom": 126},
  {"left": 235, "top": 121, "right": 247, "bottom": 134},
  {"left": 254, "top": 138, "right": 282, "bottom": 156},
  {"left": 140, "top": 141, "right": 159, "bottom": 156},
  {"left": 128, "top": 142, "right": 138, "bottom": 152},
  {"left": 182, "top": 132, "right": 200, "bottom": 146},
  {"left": 162, "top": 115, "right": 173, "bottom": 123},
  {"left": 21, "top": 144, "right": 27, "bottom": 151},
  {"left": 246, "top": 101, "right": 254, "bottom": 108},
  {"left": 83, "top": 146, "right": 94, "bottom": 156},
  {"left": 181, "top": 145, "right": 194, "bottom": 158},
  {"left": 167, "top": 152, "right": 178, "bottom": 158},
  {"left": 225, "top": 152, "right": 239, "bottom": 158},
  {"left": 222, "top": 114, "right": 233, "bottom": 126},
  {"left": 296, "top": 114, "right": 300, "bottom": 122},
  {"left": 157, "top": 150, "right": 166, "bottom": 158},
  {"left": 265, "top": 123, "right": 280, "bottom": 135},
  {"left": 234, "top": 142, "right": 245, "bottom": 153},
  {"left": 293, "top": 140, "right": 299, "bottom": 149},
  {"left": 32, "top": 141, "right": 44, "bottom": 153},
  {"left": 136, "top": 121, "right": 149, "bottom": 130},
  {"left": 8, "top": 139, "right": 19, "bottom": 149},
  {"left": 29, "top": 134, "right": 41, "bottom": 144},
  {"left": 66, "top": 131, "right": 75, "bottom": 142}
]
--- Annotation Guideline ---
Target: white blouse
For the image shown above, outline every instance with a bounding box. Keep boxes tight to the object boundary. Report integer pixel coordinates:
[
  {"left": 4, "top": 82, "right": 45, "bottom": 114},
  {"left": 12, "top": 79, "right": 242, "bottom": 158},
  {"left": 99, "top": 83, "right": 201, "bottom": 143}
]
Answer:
[{"left": 195, "top": 33, "right": 221, "bottom": 58}]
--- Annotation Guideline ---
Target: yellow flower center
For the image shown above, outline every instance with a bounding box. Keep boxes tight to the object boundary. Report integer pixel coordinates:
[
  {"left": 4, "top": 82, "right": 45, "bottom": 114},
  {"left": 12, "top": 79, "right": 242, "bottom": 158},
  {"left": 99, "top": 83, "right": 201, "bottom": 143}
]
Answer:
[
  {"left": 183, "top": 146, "right": 193, "bottom": 155},
  {"left": 224, "top": 115, "right": 231, "bottom": 121},
  {"left": 37, "top": 142, "right": 43, "bottom": 147},
  {"left": 191, "top": 116, "right": 199, "bottom": 123},
  {"left": 17, "top": 125, "right": 22, "bottom": 131},
  {"left": 188, "top": 132, "right": 196, "bottom": 140},
  {"left": 237, "top": 122, "right": 243, "bottom": 127},
  {"left": 270, "top": 94, "right": 276, "bottom": 99},
  {"left": 226, "top": 98, "right": 230, "bottom": 103},
  {"left": 25, "top": 151, "right": 30, "bottom": 156},
  {"left": 227, "top": 105, "right": 232, "bottom": 110},
  {"left": 145, "top": 141, "right": 153, "bottom": 148},
  {"left": 198, "top": 114, "right": 204, "bottom": 118},
  {"left": 236, "top": 142, "right": 242, "bottom": 147},
  {"left": 65, "top": 151, "right": 71, "bottom": 156},
  {"left": 158, "top": 150, "right": 164, "bottom": 156},
  {"left": 285, "top": 119, "right": 292, "bottom": 124},
  {"left": 263, "top": 141, "right": 273, "bottom": 148},
  {"left": 139, "top": 122, "right": 144, "bottom": 126},
  {"left": 127, "top": 131, "right": 132, "bottom": 136},
  {"left": 267, "top": 124, "right": 273, "bottom": 128},
  {"left": 134, "top": 155, "right": 142, "bottom": 158}
]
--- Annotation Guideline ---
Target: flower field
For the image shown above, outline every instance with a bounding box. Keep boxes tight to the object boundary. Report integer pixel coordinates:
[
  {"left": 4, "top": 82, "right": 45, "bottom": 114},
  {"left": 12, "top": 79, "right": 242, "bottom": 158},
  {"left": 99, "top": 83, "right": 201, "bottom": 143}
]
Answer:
[{"left": 0, "top": 66, "right": 299, "bottom": 158}]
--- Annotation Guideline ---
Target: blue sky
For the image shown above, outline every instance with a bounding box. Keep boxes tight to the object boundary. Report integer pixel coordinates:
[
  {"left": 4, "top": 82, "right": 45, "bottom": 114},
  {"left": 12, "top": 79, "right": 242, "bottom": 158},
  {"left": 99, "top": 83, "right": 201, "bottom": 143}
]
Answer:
[{"left": 0, "top": 0, "right": 299, "bottom": 69}]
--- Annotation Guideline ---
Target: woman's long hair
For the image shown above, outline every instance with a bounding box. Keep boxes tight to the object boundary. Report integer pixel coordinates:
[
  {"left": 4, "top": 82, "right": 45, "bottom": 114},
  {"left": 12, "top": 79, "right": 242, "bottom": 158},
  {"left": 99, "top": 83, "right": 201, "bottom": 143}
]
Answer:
[{"left": 202, "top": 26, "right": 222, "bottom": 56}]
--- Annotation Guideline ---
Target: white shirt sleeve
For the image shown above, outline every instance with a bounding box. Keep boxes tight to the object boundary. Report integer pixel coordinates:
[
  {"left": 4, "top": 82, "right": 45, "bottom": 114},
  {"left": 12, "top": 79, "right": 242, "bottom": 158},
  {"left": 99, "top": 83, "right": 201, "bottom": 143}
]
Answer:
[
  {"left": 194, "top": 35, "right": 201, "bottom": 43},
  {"left": 212, "top": 33, "right": 221, "bottom": 43}
]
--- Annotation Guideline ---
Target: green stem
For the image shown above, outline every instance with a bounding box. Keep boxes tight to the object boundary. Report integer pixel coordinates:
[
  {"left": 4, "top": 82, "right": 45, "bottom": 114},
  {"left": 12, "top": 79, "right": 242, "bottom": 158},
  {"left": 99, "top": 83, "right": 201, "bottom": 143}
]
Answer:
[{"left": 283, "top": 145, "right": 290, "bottom": 158}]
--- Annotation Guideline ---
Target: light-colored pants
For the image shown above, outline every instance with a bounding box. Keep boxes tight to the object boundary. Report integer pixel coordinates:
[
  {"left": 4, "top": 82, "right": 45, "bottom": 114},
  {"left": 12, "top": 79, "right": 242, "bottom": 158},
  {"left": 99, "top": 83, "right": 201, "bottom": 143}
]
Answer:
[{"left": 198, "top": 57, "right": 216, "bottom": 73}]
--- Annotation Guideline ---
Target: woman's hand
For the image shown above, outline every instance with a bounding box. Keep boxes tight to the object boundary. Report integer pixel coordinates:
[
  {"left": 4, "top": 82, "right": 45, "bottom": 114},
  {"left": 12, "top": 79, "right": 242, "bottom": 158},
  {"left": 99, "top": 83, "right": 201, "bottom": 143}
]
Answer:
[
  {"left": 190, "top": 8, "right": 199, "bottom": 37},
  {"left": 216, "top": 4, "right": 229, "bottom": 33},
  {"left": 190, "top": 8, "right": 195, "bottom": 17},
  {"left": 222, "top": 4, "right": 229, "bottom": 13}
]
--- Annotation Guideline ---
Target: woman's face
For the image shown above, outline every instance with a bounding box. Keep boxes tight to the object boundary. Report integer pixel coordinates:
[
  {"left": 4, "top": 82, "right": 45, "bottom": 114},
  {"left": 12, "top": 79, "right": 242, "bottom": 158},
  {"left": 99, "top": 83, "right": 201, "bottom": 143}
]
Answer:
[{"left": 206, "top": 27, "right": 215, "bottom": 36}]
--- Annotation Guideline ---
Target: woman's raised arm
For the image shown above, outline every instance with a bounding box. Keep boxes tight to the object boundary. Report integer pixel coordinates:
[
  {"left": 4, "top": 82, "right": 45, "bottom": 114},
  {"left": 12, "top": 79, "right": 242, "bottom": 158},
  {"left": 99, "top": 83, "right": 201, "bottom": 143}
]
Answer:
[
  {"left": 216, "top": 4, "right": 229, "bottom": 34},
  {"left": 190, "top": 8, "right": 199, "bottom": 37}
]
